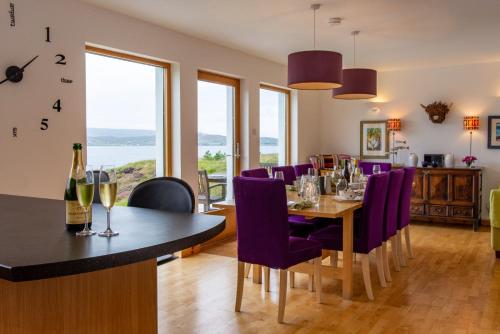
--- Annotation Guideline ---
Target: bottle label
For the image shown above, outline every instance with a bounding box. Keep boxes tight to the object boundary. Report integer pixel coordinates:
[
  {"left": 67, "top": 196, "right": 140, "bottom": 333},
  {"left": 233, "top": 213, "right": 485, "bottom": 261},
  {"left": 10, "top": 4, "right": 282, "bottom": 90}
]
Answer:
[{"left": 65, "top": 201, "right": 92, "bottom": 224}]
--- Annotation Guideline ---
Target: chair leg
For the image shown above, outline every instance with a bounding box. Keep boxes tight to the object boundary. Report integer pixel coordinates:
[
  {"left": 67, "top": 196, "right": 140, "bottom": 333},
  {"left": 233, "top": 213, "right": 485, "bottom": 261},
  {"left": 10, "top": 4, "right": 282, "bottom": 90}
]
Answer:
[
  {"left": 360, "top": 254, "right": 374, "bottom": 301},
  {"left": 264, "top": 267, "right": 270, "bottom": 292},
  {"left": 397, "top": 230, "right": 407, "bottom": 267},
  {"left": 375, "top": 247, "right": 387, "bottom": 287},
  {"left": 244, "top": 263, "right": 251, "bottom": 278},
  {"left": 289, "top": 272, "right": 295, "bottom": 288},
  {"left": 381, "top": 242, "right": 392, "bottom": 283},
  {"left": 235, "top": 261, "right": 245, "bottom": 312},
  {"left": 308, "top": 260, "right": 315, "bottom": 292},
  {"left": 330, "top": 250, "right": 338, "bottom": 268},
  {"left": 404, "top": 226, "right": 415, "bottom": 259},
  {"left": 390, "top": 236, "right": 401, "bottom": 272},
  {"left": 278, "top": 269, "right": 287, "bottom": 323},
  {"left": 314, "top": 257, "right": 323, "bottom": 303}
]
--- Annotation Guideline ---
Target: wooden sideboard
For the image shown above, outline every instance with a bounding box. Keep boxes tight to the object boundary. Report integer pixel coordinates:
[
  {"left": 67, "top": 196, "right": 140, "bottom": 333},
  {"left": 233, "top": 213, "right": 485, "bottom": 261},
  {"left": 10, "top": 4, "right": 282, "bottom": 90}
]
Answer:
[{"left": 410, "top": 167, "right": 482, "bottom": 230}]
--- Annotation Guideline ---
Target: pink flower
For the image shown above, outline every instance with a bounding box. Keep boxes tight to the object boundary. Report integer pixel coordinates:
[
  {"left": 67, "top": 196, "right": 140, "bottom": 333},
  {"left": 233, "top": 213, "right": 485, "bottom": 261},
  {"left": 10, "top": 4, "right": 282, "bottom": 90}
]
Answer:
[{"left": 462, "top": 156, "right": 477, "bottom": 164}]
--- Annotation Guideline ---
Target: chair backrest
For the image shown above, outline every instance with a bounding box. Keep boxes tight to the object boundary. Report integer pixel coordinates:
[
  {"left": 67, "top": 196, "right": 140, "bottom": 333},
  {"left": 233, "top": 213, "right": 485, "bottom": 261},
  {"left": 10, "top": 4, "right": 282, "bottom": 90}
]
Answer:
[
  {"left": 358, "top": 161, "right": 392, "bottom": 175},
  {"left": 294, "top": 163, "right": 314, "bottom": 177},
  {"left": 233, "top": 177, "right": 290, "bottom": 268},
  {"left": 128, "top": 177, "right": 195, "bottom": 213},
  {"left": 358, "top": 173, "right": 390, "bottom": 253},
  {"left": 397, "top": 167, "right": 416, "bottom": 229},
  {"left": 197, "top": 170, "right": 209, "bottom": 198},
  {"left": 92, "top": 170, "right": 109, "bottom": 204},
  {"left": 271, "top": 166, "right": 297, "bottom": 185},
  {"left": 241, "top": 168, "right": 269, "bottom": 178},
  {"left": 383, "top": 169, "right": 405, "bottom": 241}
]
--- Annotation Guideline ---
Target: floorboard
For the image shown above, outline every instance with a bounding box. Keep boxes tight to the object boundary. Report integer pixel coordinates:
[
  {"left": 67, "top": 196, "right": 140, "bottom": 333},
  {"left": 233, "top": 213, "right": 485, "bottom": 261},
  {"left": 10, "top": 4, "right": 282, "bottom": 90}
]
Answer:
[{"left": 158, "top": 223, "right": 500, "bottom": 333}]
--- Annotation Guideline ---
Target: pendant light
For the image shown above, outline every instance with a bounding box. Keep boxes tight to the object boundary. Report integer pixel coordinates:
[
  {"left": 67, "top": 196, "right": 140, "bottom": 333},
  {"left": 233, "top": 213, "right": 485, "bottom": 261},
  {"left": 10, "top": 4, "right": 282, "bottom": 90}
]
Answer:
[
  {"left": 288, "top": 4, "right": 343, "bottom": 90},
  {"left": 332, "top": 31, "right": 377, "bottom": 99}
]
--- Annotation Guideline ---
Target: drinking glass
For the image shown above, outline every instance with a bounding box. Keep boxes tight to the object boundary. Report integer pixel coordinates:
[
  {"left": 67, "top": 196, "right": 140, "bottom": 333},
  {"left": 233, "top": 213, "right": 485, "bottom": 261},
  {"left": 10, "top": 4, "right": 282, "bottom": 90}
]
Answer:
[
  {"left": 308, "top": 168, "right": 317, "bottom": 177},
  {"left": 98, "top": 165, "right": 119, "bottom": 237},
  {"left": 75, "top": 165, "right": 96, "bottom": 236},
  {"left": 336, "top": 177, "right": 348, "bottom": 196},
  {"left": 373, "top": 165, "right": 382, "bottom": 174},
  {"left": 274, "top": 171, "right": 284, "bottom": 181}
]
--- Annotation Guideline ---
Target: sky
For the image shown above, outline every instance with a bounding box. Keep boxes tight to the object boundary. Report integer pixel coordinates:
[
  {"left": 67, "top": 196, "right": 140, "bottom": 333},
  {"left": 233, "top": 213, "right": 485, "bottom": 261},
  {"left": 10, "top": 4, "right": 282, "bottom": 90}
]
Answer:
[{"left": 86, "top": 52, "right": 282, "bottom": 139}]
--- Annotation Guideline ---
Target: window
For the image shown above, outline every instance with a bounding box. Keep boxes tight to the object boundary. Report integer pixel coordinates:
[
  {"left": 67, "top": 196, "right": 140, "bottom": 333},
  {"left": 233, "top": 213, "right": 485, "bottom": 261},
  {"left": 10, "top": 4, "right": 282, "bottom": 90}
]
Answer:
[
  {"left": 259, "top": 85, "right": 290, "bottom": 167},
  {"left": 85, "top": 46, "right": 171, "bottom": 205}
]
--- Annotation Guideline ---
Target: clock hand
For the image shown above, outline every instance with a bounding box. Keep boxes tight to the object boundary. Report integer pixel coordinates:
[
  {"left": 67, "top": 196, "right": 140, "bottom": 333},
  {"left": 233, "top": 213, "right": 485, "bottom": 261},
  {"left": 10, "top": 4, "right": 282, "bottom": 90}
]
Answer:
[
  {"left": 0, "top": 78, "right": 8, "bottom": 85},
  {"left": 20, "top": 55, "right": 39, "bottom": 70}
]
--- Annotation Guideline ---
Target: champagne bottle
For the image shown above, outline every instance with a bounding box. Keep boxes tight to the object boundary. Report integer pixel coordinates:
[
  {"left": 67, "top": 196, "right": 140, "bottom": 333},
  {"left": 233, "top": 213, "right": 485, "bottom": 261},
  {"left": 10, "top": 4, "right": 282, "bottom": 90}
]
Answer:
[{"left": 65, "top": 143, "right": 92, "bottom": 231}]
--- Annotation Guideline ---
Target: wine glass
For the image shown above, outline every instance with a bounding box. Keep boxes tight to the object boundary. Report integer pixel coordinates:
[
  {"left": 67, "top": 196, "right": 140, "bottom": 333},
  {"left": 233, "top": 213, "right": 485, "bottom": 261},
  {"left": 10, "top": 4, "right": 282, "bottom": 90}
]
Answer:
[
  {"left": 336, "top": 177, "right": 348, "bottom": 196},
  {"left": 308, "top": 168, "right": 317, "bottom": 177},
  {"left": 373, "top": 165, "right": 382, "bottom": 174},
  {"left": 75, "top": 165, "right": 95, "bottom": 236},
  {"left": 98, "top": 165, "right": 119, "bottom": 237},
  {"left": 274, "top": 171, "right": 284, "bottom": 181}
]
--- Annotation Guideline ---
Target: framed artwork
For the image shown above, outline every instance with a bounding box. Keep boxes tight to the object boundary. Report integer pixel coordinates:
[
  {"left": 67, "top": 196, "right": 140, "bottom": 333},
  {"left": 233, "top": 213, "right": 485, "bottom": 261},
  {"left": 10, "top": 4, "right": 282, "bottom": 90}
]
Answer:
[
  {"left": 487, "top": 116, "right": 500, "bottom": 149},
  {"left": 360, "top": 120, "right": 389, "bottom": 159}
]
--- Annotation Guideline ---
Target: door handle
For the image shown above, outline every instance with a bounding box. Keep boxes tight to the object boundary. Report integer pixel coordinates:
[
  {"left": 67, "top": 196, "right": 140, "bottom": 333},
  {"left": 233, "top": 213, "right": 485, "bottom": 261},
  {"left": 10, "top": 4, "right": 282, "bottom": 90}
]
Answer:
[{"left": 235, "top": 142, "right": 241, "bottom": 159}]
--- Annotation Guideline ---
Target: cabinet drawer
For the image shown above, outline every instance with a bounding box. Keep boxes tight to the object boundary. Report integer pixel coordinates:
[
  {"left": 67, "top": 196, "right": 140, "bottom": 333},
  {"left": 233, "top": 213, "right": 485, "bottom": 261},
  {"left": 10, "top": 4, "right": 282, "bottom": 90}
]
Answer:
[
  {"left": 428, "top": 205, "right": 448, "bottom": 217},
  {"left": 451, "top": 206, "right": 474, "bottom": 218},
  {"left": 410, "top": 203, "right": 425, "bottom": 216}
]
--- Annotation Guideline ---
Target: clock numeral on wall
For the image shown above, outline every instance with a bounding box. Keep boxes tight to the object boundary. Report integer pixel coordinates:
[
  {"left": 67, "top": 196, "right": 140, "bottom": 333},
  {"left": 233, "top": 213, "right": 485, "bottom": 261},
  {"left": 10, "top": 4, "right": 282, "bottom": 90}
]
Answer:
[
  {"left": 40, "top": 119, "right": 49, "bottom": 131},
  {"left": 12, "top": 127, "right": 17, "bottom": 138},
  {"left": 55, "top": 54, "right": 66, "bottom": 65},
  {"left": 45, "top": 27, "right": 51, "bottom": 42},
  {"left": 53, "top": 99, "right": 62, "bottom": 112}
]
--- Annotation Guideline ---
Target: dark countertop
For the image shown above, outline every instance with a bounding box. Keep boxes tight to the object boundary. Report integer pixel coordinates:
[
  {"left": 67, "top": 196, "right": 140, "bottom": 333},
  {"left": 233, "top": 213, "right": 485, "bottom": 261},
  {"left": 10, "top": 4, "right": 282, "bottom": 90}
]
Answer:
[{"left": 0, "top": 194, "right": 225, "bottom": 282}]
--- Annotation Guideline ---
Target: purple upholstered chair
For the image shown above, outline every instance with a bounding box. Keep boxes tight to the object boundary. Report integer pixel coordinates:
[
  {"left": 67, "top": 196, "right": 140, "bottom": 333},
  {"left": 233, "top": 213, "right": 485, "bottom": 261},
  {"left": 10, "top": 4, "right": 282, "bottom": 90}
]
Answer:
[
  {"left": 241, "top": 168, "right": 269, "bottom": 178},
  {"left": 358, "top": 161, "right": 392, "bottom": 175},
  {"left": 233, "top": 177, "right": 323, "bottom": 323},
  {"left": 381, "top": 169, "right": 405, "bottom": 281},
  {"left": 271, "top": 166, "right": 296, "bottom": 185},
  {"left": 308, "top": 173, "right": 390, "bottom": 300},
  {"left": 397, "top": 167, "right": 416, "bottom": 266},
  {"left": 294, "top": 163, "right": 314, "bottom": 177}
]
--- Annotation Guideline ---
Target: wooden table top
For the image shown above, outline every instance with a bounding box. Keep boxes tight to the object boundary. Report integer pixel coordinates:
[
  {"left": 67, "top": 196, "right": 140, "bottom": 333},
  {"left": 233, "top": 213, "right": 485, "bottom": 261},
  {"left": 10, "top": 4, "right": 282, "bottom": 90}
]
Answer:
[
  {"left": 0, "top": 194, "right": 225, "bottom": 282},
  {"left": 214, "top": 191, "right": 362, "bottom": 219}
]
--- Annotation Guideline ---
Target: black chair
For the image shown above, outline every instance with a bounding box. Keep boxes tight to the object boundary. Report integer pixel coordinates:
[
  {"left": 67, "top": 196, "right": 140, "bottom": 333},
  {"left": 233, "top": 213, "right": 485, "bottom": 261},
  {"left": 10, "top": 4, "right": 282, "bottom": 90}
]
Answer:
[{"left": 128, "top": 177, "right": 196, "bottom": 264}]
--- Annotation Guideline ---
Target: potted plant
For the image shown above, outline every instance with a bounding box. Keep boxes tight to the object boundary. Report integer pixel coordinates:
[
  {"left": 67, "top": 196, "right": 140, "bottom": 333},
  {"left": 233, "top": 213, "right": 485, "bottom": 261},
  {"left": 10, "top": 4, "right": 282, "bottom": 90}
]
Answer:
[{"left": 462, "top": 156, "right": 477, "bottom": 168}]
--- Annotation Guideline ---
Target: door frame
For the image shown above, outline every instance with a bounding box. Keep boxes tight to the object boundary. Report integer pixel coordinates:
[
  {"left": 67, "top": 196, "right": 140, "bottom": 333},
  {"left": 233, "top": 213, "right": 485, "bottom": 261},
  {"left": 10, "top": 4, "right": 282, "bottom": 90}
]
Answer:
[{"left": 197, "top": 71, "right": 241, "bottom": 176}]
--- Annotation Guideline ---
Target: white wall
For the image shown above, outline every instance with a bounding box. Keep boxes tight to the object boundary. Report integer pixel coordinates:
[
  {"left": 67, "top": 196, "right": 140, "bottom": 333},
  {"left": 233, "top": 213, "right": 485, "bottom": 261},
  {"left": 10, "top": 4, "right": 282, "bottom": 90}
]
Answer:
[
  {"left": 0, "top": 0, "right": 319, "bottom": 200},
  {"left": 319, "top": 62, "right": 500, "bottom": 218}
]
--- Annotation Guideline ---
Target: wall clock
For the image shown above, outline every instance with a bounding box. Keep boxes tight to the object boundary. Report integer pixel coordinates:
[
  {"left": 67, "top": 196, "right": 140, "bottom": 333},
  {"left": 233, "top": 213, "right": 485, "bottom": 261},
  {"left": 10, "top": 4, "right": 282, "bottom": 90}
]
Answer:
[{"left": 2, "top": 7, "right": 71, "bottom": 136}]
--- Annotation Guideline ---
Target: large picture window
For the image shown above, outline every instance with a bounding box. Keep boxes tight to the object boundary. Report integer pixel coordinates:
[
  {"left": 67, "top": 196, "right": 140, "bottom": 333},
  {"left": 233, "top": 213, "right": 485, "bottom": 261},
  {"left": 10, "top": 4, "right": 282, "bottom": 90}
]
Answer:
[
  {"left": 85, "top": 46, "right": 171, "bottom": 205},
  {"left": 259, "top": 85, "right": 290, "bottom": 167}
]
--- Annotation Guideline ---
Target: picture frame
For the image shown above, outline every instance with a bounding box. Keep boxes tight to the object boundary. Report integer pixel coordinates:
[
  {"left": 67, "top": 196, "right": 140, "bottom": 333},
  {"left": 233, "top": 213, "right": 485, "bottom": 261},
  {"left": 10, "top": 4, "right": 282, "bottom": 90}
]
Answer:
[
  {"left": 360, "top": 120, "right": 389, "bottom": 160},
  {"left": 487, "top": 116, "right": 500, "bottom": 149}
]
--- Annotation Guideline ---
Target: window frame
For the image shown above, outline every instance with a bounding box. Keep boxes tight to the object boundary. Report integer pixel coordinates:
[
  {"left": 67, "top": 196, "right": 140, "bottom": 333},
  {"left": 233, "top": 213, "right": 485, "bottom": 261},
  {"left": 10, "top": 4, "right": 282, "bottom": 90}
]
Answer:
[
  {"left": 259, "top": 84, "right": 291, "bottom": 165},
  {"left": 85, "top": 45, "right": 173, "bottom": 176},
  {"left": 197, "top": 70, "right": 241, "bottom": 176}
]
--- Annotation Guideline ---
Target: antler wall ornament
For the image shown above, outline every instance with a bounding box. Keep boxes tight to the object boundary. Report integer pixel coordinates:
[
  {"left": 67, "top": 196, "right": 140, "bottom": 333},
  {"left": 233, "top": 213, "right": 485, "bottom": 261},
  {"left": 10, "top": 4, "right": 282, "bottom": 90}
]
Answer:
[{"left": 420, "top": 101, "right": 453, "bottom": 124}]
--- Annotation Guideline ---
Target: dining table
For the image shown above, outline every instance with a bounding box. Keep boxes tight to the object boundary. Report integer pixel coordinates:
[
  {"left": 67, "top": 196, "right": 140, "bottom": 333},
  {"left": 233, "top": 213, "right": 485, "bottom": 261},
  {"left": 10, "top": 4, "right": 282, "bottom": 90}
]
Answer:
[{"left": 214, "top": 190, "right": 362, "bottom": 300}]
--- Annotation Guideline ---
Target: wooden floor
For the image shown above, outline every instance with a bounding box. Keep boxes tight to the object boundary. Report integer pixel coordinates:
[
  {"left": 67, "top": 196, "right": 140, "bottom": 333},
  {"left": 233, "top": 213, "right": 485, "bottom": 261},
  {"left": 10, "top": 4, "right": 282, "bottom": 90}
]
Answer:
[{"left": 158, "top": 223, "right": 500, "bottom": 333}]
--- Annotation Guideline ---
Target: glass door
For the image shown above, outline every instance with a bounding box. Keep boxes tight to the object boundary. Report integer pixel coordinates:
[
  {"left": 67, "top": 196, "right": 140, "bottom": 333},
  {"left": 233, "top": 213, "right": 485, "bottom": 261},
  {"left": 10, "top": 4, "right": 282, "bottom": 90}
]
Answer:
[{"left": 197, "top": 71, "right": 240, "bottom": 211}]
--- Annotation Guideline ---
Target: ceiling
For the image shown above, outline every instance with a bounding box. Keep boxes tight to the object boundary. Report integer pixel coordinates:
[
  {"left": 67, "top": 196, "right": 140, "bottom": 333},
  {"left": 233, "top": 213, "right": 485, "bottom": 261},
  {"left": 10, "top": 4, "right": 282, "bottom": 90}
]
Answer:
[{"left": 81, "top": 0, "right": 500, "bottom": 71}]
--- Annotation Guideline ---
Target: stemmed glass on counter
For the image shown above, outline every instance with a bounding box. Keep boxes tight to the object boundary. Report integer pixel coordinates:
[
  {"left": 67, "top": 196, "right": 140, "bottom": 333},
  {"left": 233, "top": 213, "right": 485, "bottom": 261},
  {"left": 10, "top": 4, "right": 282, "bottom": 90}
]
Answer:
[
  {"left": 98, "top": 165, "right": 119, "bottom": 237},
  {"left": 75, "top": 165, "right": 96, "bottom": 236}
]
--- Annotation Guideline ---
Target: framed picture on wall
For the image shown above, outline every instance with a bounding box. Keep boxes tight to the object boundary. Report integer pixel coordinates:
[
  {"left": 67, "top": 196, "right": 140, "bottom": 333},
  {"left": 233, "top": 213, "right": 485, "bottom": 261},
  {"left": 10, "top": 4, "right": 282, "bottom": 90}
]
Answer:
[
  {"left": 487, "top": 116, "right": 500, "bottom": 149},
  {"left": 360, "top": 120, "right": 389, "bottom": 159}
]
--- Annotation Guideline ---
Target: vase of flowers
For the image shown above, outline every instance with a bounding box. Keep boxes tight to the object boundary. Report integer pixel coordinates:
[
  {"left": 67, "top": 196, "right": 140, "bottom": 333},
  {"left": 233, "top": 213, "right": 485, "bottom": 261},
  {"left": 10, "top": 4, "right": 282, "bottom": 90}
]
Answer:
[{"left": 462, "top": 156, "right": 477, "bottom": 168}]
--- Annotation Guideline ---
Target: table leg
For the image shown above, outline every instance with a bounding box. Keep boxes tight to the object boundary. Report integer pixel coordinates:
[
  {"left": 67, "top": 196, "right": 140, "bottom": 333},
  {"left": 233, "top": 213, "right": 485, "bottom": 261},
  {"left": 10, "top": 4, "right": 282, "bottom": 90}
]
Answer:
[{"left": 342, "top": 210, "right": 354, "bottom": 300}]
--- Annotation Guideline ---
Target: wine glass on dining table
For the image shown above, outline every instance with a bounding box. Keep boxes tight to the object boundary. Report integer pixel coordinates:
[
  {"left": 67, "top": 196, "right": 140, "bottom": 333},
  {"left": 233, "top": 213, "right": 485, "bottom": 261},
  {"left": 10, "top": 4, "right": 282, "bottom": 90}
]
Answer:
[
  {"left": 98, "top": 165, "right": 119, "bottom": 237},
  {"left": 75, "top": 165, "right": 96, "bottom": 236},
  {"left": 373, "top": 164, "right": 381, "bottom": 174}
]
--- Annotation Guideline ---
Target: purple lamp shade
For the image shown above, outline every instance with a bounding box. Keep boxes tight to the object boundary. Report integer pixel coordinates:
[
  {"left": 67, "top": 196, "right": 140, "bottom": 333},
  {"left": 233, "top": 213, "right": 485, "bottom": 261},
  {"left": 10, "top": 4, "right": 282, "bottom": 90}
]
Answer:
[
  {"left": 288, "top": 51, "right": 343, "bottom": 90},
  {"left": 332, "top": 68, "right": 377, "bottom": 99}
]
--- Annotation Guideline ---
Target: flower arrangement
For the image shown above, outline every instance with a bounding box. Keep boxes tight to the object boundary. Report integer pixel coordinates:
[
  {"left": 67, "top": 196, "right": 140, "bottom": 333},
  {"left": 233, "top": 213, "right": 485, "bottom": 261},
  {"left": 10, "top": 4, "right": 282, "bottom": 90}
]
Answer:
[{"left": 462, "top": 156, "right": 477, "bottom": 167}]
